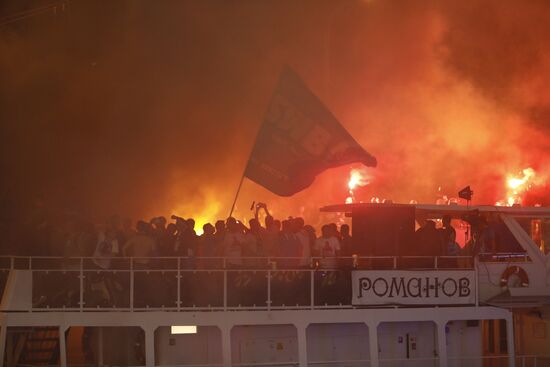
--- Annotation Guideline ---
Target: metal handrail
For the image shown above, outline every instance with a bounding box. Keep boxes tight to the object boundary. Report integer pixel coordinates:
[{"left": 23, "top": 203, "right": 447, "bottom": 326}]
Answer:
[
  {"left": 0, "top": 255, "right": 478, "bottom": 271},
  {"left": 0, "top": 254, "right": 494, "bottom": 313}
]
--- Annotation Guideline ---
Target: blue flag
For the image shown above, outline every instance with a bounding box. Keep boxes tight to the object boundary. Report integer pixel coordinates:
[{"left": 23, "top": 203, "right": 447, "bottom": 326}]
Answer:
[{"left": 245, "top": 67, "right": 377, "bottom": 196}]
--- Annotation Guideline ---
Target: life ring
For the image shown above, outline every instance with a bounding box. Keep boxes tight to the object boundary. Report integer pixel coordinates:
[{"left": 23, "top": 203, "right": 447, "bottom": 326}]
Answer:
[{"left": 500, "top": 266, "right": 529, "bottom": 288}]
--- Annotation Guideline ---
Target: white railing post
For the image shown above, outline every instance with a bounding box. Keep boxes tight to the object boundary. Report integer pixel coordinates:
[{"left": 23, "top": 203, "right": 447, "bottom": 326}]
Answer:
[
  {"left": 310, "top": 270, "right": 314, "bottom": 309},
  {"left": 267, "top": 269, "right": 271, "bottom": 311},
  {"left": 79, "top": 258, "right": 84, "bottom": 311},
  {"left": 474, "top": 256, "right": 479, "bottom": 307},
  {"left": 223, "top": 269, "right": 227, "bottom": 311},
  {"left": 130, "top": 258, "right": 134, "bottom": 311},
  {"left": 176, "top": 257, "right": 181, "bottom": 311}
]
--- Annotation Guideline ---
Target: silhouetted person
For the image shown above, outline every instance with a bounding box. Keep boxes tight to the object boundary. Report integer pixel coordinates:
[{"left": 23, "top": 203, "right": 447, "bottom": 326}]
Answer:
[
  {"left": 214, "top": 220, "right": 226, "bottom": 239},
  {"left": 158, "top": 223, "right": 177, "bottom": 256},
  {"left": 339, "top": 224, "right": 354, "bottom": 256},
  {"left": 314, "top": 224, "right": 341, "bottom": 269},
  {"left": 292, "top": 217, "right": 310, "bottom": 267},
  {"left": 223, "top": 217, "right": 245, "bottom": 267},
  {"left": 439, "top": 215, "right": 459, "bottom": 256},
  {"left": 278, "top": 219, "right": 300, "bottom": 268},
  {"left": 198, "top": 223, "right": 218, "bottom": 257},
  {"left": 414, "top": 219, "right": 442, "bottom": 262},
  {"left": 123, "top": 221, "right": 156, "bottom": 267}
]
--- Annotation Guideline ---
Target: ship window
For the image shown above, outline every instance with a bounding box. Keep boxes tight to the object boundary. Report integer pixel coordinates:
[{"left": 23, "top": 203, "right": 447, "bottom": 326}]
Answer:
[
  {"left": 488, "top": 216, "right": 524, "bottom": 254},
  {"left": 513, "top": 217, "right": 550, "bottom": 255}
]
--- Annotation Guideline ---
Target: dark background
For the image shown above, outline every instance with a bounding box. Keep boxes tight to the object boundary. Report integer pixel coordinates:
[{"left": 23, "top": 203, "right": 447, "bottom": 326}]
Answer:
[{"left": 1, "top": 0, "right": 549, "bottom": 227}]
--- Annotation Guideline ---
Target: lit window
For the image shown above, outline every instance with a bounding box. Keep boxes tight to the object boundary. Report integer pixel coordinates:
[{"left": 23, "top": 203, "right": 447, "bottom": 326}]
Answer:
[{"left": 171, "top": 326, "right": 197, "bottom": 334}]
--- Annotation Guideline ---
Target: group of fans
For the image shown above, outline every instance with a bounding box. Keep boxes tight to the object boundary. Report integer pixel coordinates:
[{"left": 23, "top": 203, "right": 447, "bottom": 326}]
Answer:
[{"left": 93, "top": 203, "right": 354, "bottom": 270}]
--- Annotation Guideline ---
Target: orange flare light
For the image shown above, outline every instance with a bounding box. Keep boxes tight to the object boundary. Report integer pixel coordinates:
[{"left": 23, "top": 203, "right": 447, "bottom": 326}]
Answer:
[
  {"left": 347, "top": 168, "right": 370, "bottom": 191},
  {"left": 497, "top": 167, "right": 538, "bottom": 206},
  {"left": 346, "top": 168, "right": 370, "bottom": 203}
]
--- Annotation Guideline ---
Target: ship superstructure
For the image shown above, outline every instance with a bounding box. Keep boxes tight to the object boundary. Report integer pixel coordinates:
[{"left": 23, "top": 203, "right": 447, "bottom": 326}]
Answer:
[{"left": 1, "top": 203, "right": 550, "bottom": 366}]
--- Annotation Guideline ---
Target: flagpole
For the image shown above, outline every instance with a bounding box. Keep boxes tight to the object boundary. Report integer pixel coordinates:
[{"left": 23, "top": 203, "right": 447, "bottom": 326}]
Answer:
[
  {"left": 229, "top": 173, "right": 245, "bottom": 218},
  {"left": 227, "top": 67, "right": 286, "bottom": 218}
]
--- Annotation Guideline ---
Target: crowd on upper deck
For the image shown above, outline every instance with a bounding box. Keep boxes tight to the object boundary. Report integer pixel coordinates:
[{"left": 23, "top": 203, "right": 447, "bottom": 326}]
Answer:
[
  {"left": 2, "top": 193, "right": 526, "bottom": 272},
  {"left": 0, "top": 202, "right": 358, "bottom": 268}
]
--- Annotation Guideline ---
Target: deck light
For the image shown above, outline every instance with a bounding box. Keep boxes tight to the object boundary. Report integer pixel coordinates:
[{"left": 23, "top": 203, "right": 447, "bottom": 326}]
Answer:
[{"left": 171, "top": 326, "right": 197, "bottom": 334}]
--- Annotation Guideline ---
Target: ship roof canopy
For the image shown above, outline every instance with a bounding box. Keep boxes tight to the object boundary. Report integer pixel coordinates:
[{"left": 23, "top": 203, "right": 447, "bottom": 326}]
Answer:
[{"left": 320, "top": 202, "right": 550, "bottom": 218}]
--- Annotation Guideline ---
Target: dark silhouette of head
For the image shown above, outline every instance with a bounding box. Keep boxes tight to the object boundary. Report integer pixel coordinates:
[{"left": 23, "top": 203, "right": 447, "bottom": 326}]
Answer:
[
  {"left": 136, "top": 220, "right": 149, "bottom": 234},
  {"left": 202, "top": 223, "right": 215, "bottom": 235},
  {"left": 215, "top": 220, "right": 226, "bottom": 234},
  {"left": 340, "top": 224, "right": 350, "bottom": 238}
]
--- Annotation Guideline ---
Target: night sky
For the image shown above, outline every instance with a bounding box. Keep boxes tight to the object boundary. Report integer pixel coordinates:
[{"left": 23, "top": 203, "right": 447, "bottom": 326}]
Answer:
[{"left": 1, "top": 0, "right": 549, "bottom": 227}]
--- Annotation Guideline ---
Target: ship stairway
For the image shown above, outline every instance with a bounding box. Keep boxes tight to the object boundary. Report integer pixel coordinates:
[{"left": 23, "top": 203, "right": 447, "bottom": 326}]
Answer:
[{"left": 4, "top": 326, "right": 59, "bottom": 367}]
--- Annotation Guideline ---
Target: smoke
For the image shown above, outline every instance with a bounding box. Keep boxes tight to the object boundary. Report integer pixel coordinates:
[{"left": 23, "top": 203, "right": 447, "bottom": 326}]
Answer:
[{"left": 1, "top": 0, "right": 549, "bottom": 228}]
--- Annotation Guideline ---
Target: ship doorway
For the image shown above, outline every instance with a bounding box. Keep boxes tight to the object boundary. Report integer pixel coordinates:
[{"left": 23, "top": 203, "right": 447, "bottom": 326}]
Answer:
[
  {"left": 446, "top": 320, "right": 482, "bottom": 367},
  {"left": 2, "top": 326, "right": 60, "bottom": 367},
  {"left": 482, "top": 319, "right": 508, "bottom": 367},
  {"left": 306, "top": 323, "right": 370, "bottom": 366},
  {"left": 378, "top": 321, "right": 437, "bottom": 367},
  {"left": 232, "top": 324, "right": 298, "bottom": 366},
  {"left": 65, "top": 326, "right": 145, "bottom": 366},
  {"left": 154, "top": 325, "right": 222, "bottom": 366}
]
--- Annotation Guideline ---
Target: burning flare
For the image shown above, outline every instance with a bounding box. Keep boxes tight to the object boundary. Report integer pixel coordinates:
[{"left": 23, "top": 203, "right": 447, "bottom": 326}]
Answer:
[
  {"left": 346, "top": 168, "right": 370, "bottom": 203},
  {"left": 497, "top": 168, "right": 537, "bottom": 206}
]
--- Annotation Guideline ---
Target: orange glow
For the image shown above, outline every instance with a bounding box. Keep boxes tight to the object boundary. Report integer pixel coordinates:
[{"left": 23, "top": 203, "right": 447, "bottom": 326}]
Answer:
[
  {"left": 348, "top": 169, "right": 365, "bottom": 190},
  {"left": 172, "top": 196, "right": 222, "bottom": 235},
  {"left": 497, "top": 167, "right": 538, "bottom": 206},
  {"left": 346, "top": 168, "right": 370, "bottom": 203},
  {"left": 506, "top": 168, "right": 535, "bottom": 190}
]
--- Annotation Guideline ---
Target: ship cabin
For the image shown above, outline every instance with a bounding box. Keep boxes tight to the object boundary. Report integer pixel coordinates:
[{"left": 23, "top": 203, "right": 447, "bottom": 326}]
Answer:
[{"left": 1, "top": 203, "right": 550, "bottom": 367}]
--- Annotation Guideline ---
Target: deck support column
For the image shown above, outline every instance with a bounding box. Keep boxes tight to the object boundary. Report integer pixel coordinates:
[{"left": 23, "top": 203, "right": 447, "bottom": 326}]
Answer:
[
  {"left": 506, "top": 315, "right": 516, "bottom": 367},
  {"left": 0, "top": 320, "right": 6, "bottom": 367},
  {"left": 368, "top": 322, "right": 379, "bottom": 367},
  {"left": 59, "top": 326, "right": 68, "bottom": 367},
  {"left": 436, "top": 322, "right": 448, "bottom": 367},
  {"left": 221, "top": 325, "right": 232, "bottom": 367},
  {"left": 296, "top": 323, "right": 308, "bottom": 367},
  {"left": 144, "top": 326, "right": 155, "bottom": 367}
]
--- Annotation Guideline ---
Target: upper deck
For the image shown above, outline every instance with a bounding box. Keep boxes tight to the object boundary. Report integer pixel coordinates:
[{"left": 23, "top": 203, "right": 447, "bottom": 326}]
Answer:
[
  {"left": 1, "top": 202, "right": 549, "bottom": 312},
  {"left": 1, "top": 203, "right": 548, "bottom": 367}
]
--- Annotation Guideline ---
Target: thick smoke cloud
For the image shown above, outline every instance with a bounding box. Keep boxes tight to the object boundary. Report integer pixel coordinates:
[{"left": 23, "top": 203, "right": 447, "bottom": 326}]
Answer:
[{"left": 1, "top": 0, "right": 549, "bottom": 228}]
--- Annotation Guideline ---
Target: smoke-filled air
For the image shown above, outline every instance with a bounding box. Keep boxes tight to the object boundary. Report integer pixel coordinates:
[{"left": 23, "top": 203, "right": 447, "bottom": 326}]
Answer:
[{"left": 1, "top": 0, "right": 549, "bottom": 230}]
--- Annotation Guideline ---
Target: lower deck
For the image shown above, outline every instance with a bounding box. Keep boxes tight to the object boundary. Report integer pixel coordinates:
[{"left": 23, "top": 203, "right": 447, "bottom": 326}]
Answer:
[{"left": 0, "top": 306, "right": 520, "bottom": 367}]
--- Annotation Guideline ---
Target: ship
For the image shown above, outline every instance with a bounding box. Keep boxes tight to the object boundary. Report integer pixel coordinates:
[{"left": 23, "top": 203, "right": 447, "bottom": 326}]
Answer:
[{"left": 1, "top": 202, "right": 550, "bottom": 367}]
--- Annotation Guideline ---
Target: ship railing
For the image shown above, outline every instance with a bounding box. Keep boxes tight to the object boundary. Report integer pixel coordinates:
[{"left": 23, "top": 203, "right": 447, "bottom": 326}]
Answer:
[
  {"left": 0, "top": 255, "right": 478, "bottom": 312},
  {"left": 478, "top": 252, "right": 531, "bottom": 262},
  {"left": 0, "top": 255, "right": 477, "bottom": 271}
]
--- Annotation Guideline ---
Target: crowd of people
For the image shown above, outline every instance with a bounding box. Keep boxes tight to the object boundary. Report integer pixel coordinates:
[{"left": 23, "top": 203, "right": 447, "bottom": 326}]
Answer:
[
  {"left": 0, "top": 201, "right": 479, "bottom": 270},
  {"left": 75, "top": 210, "right": 355, "bottom": 270},
  {"left": 0, "top": 202, "right": 359, "bottom": 270}
]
